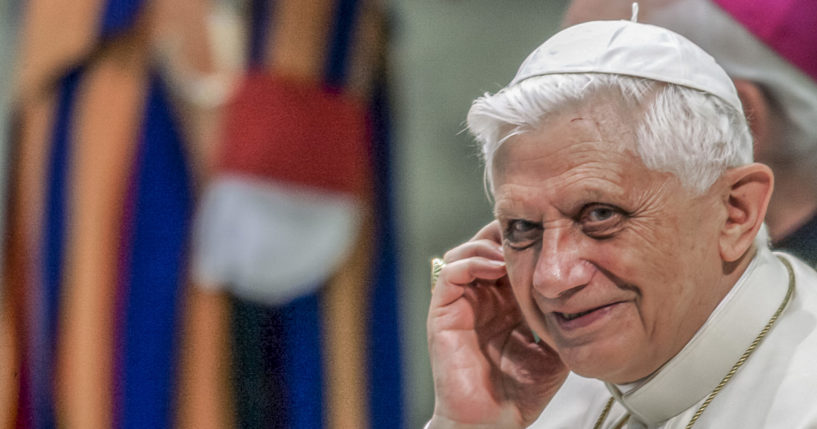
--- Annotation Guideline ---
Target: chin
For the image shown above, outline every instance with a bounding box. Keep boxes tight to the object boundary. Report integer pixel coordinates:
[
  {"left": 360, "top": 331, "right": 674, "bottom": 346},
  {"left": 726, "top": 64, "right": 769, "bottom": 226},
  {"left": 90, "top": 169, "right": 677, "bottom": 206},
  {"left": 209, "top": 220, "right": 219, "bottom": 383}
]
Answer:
[{"left": 558, "top": 339, "right": 652, "bottom": 384}]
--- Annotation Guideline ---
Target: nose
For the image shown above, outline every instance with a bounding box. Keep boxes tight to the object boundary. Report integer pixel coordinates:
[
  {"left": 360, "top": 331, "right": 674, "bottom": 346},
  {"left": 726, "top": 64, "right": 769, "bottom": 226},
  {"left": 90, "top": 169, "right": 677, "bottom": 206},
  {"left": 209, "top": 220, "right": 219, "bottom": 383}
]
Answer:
[{"left": 532, "top": 225, "right": 593, "bottom": 299}]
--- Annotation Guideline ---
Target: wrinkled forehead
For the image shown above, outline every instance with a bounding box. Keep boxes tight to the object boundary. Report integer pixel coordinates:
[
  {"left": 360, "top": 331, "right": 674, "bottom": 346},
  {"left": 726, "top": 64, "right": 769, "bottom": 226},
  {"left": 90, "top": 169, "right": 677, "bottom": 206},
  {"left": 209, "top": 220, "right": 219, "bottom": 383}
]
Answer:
[
  {"left": 492, "top": 94, "right": 640, "bottom": 170},
  {"left": 491, "top": 100, "right": 642, "bottom": 187}
]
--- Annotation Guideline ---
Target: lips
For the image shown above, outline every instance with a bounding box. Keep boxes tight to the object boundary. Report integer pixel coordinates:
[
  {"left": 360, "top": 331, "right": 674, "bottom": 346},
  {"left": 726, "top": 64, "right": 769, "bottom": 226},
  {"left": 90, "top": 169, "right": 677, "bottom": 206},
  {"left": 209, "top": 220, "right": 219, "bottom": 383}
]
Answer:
[
  {"left": 552, "top": 301, "right": 624, "bottom": 327},
  {"left": 557, "top": 308, "right": 597, "bottom": 321}
]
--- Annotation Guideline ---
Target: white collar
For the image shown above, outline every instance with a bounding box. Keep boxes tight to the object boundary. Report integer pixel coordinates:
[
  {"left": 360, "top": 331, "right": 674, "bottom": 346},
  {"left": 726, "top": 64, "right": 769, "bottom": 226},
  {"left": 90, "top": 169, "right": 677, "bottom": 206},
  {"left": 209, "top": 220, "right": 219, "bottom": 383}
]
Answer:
[{"left": 604, "top": 247, "right": 791, "bottom": 425}]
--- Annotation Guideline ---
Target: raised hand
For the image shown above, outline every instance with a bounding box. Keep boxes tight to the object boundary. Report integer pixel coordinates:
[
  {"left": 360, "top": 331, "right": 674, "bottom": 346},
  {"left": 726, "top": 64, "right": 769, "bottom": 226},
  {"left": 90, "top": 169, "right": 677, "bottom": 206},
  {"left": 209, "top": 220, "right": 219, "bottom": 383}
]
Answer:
[{"left": 427, "top": 221, "right": 568, "bottom": 428}]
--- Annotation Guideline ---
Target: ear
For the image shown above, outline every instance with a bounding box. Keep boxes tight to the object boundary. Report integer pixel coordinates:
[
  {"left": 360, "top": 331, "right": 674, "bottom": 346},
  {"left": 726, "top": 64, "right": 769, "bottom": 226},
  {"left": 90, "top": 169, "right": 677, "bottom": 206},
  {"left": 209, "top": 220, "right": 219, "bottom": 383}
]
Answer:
[
  {"left": 719, "top": 163, "right": 774, "bottom": 262},
  {"left": 733, "top": 79, "right": 771, "bottom": 156}
]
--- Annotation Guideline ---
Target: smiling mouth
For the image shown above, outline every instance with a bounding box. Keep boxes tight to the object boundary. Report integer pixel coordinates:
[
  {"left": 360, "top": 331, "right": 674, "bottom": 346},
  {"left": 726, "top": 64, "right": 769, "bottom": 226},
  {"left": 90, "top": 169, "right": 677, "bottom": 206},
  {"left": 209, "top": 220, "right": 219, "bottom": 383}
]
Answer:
[
  {"left": 557, "top": 309, "right": 597, "bottom": 321},
  {"left": 555, "top": 302, "right": 621, "bottom": 322}
]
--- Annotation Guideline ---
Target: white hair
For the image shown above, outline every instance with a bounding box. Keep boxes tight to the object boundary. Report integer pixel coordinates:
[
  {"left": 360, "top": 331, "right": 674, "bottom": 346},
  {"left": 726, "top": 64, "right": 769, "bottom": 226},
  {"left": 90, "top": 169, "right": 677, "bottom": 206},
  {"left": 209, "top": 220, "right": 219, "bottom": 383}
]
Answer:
[
  {"left": 467, "top": 73, "right": 769, "bottom": 247},
  {"left": 468, "top": 73, "right": 752, "bottom": 193}
]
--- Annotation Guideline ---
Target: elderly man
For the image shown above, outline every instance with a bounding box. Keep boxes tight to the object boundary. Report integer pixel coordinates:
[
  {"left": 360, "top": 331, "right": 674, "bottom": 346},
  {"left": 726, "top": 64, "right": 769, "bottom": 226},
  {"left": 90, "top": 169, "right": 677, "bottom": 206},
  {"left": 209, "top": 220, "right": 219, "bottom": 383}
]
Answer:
[
  {"left": 564, "top": 0, "right": 817, "bottom": 265},
  {"left": 426, "top": 18, "right": 817, "bottom": 429}
]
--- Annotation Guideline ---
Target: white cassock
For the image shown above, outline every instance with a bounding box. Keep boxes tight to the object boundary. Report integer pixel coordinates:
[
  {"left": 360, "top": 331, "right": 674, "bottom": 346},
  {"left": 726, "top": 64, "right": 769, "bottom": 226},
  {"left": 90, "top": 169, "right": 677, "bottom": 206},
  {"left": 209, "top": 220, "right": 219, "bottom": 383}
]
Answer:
[{"left": 530, "top": 246, "right": 817, "bottom": 428}]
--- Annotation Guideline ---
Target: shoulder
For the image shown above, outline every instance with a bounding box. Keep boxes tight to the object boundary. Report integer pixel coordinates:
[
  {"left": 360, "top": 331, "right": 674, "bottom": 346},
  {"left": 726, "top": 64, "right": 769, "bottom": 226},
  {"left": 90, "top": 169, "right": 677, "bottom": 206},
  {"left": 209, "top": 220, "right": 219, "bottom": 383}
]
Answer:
[{"left": 719, "top": 252, "right": 817, "bottom": 425}]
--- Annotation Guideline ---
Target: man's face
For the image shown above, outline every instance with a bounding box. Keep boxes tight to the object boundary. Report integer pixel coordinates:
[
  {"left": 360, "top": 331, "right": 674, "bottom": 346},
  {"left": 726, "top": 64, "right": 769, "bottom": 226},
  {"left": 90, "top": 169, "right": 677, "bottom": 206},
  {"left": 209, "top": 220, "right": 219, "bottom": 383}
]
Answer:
[{"left": 492, "top": 100, "right": 729, "bottom": 384}]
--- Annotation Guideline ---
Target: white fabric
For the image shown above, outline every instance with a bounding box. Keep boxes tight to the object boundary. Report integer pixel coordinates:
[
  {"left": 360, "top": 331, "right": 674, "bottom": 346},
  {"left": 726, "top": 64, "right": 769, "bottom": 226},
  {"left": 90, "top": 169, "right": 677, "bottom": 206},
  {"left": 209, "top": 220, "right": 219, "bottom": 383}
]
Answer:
[
  {"left": 192, "top": 174, "right": 361, "bottom": 305},
  {"left": 530, "top": 246, "right": 817, "bottom": 428},
  {"left": 510, "top": 20, "right": 743, "bottom": 113}
]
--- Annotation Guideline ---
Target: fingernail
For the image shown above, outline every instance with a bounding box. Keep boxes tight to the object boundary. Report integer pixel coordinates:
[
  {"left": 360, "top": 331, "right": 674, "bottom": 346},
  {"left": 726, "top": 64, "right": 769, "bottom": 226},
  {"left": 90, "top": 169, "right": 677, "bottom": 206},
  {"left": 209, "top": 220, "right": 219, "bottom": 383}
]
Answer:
[
  {"left": 532, "top": 330, "right": 541, "bottom": 344},
  {"left": 488, "top": 259, "right": 506, "bottom": 266}
]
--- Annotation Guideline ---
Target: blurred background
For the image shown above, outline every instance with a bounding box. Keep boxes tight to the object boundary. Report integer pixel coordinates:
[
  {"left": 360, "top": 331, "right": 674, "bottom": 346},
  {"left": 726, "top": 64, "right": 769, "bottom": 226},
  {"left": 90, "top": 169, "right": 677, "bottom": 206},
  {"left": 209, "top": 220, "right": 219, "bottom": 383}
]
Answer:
[{"left": 0, "top": 0, "right": 568, "bottom": 428}]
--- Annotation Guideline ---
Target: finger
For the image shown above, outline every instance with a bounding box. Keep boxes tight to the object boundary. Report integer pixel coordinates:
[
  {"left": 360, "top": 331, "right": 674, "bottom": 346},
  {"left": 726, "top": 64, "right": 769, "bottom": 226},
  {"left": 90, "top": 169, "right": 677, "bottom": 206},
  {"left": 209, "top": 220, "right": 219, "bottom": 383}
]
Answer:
[
  {"left": 443, "top": 239, "right": 504, "bottom": 264},
  {"left": 431, "top": 257, "right": 507, "bottom": 308},
  {"left": 464, "top": 284, "right": 524, "bottom": 341}
]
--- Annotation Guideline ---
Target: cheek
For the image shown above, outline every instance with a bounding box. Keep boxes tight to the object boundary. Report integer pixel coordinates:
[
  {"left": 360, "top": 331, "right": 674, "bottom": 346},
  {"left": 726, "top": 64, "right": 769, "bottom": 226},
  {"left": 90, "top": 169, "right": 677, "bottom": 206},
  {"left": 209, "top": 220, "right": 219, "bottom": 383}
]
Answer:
[
  {"left": 627, "top": 218, "right": 684, "bottom": 259},
  {"left": 595, "top": 218, "right": 688, "bottom": 292},
  {"left": 586, "top": 232, "right": 688, "bottom": 331},
  {"left": 506, "top": 253, "right": 534, "bottom": 307},
  {"left": 505, "top": 250, "right": 548, "bottom": 329},
  {"left": 504, "top": 244, "right": 534, "bottom": 286}
]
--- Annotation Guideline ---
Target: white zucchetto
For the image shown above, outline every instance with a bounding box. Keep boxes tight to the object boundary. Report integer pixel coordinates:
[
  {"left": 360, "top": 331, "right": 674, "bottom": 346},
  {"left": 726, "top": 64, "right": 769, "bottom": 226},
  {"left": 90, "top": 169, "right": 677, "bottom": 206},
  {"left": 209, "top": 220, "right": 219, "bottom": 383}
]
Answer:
[{"left": 510, "top": 20, "right": 743, "bottom": 114}]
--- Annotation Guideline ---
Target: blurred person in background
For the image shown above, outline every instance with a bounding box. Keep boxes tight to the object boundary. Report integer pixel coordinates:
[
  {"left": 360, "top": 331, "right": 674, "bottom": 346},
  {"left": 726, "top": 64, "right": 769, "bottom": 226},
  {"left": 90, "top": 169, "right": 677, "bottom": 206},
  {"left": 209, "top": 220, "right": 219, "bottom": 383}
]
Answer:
[
  {"left": 0, "top": 0, "right": 402, "bottom": 428},
  {"left": 2, "top": 2, "right": 215, "bottom": 426},
  {"left": 191, "top": 0, "right": 403, "bottom": 428},
  {"left": 564, "top": 0, "right": 817, "bottom": 264}
]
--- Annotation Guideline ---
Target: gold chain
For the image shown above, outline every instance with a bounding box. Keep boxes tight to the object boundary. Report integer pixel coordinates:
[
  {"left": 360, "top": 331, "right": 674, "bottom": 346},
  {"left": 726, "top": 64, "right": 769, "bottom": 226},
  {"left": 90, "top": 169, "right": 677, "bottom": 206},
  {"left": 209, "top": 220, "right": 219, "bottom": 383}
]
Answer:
[
  {"left": 593, "top": 255, "right": 795, "bottom": 429},
  {"left": 613, "top": 414, "right": 630, "bottom": 429},
  {"left": 593, "top": 397, "right": 615, "bottom": 429}
]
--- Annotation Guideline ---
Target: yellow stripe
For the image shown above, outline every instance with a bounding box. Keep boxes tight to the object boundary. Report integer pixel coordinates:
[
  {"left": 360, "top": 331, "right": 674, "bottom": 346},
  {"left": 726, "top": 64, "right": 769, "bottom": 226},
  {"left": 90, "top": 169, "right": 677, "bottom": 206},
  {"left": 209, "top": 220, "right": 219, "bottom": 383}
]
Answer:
[
  {"left": 175, "top": 286, "right": 236, "bottom": 429},
  {"left": 268, "top": 0, "right": 337, "bottom": 81},
  {"left": 55, "top": 30, "right": 149, "bottom": 429},
  {"left": 343, "top": 0, "right": 387, "bottom": 100},
  {"left": 15, "top": 92, "right": 58, "bottom": 271},
  {"left": 4, "top": 78, "right": 58, "bottom": 429},
  {"left": 323, "top": 205, "right": 373, "bottom": 429},
  {"left": 15, "top": 0, "right": 105, "bottom": 101},
  {"left": 0, "top": 289, "right": 19, "bottom": 429},
  {"left": 4, "top": 91, "right": 59, "bottom": 429},
  {"left": 150, "top": 0, "right": 216, "bottom": 73}
]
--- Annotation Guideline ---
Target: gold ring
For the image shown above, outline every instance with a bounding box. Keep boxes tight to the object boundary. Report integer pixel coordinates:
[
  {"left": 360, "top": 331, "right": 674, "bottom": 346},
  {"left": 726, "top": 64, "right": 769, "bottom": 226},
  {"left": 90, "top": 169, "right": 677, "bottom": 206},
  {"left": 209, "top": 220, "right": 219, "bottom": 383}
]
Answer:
[{"left": 431, "top": 257, "right": 446, "bottom": 293}]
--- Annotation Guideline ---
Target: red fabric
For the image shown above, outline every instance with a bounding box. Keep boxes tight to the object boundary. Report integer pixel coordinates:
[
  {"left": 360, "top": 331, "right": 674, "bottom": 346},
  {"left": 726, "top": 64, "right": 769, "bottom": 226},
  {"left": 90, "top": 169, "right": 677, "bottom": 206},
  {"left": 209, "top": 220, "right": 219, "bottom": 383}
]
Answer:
[
  {"left": 218, "top": 73, "right": 370, "bottom": 197},
  {"left": 713, "top": 0, "right": 817, "bottom": 83}
]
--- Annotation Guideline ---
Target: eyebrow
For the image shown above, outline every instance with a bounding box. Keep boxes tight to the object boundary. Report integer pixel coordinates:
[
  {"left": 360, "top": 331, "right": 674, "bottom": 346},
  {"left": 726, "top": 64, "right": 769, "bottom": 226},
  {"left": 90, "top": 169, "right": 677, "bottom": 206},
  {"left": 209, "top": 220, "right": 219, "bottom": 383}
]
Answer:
[
  {"left": 492, "top": 201, "right": 517, "bottom": 218},
  {"left": 492, "top": 183, "right": 624, "bottom": 219},
  {"left": 492, "top": 206, "right": 512, "bottom": 219},
  {"left": 492, "top": 200, "right": 536, "bottom": 219}
]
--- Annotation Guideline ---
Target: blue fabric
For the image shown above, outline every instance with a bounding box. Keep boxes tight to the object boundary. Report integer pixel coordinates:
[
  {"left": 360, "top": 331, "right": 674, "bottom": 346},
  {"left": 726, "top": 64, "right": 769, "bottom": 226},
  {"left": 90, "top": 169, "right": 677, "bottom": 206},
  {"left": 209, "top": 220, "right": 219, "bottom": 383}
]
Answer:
[
  {"left": 99, "top": 0, "right": 145, "bottom": 39},
  {"left": 118, "top": 74, "right": 192, "bottom": 429},
  {"left": 366, "top": 75, "right": 404, "bottom": 428},
  {"left": 37, "top": 67, "right": 83, "bottom": 429},
  {"left": 230, "top": 292, "right": 324, "bottom": 429},
  {"left": 283, "top": 292, "right": 326, "bottom": 429},
  {"left": 324, "top": 0, "right": 360, "bottom": 89},
  {"left": 249, "top": 0, "right": 274, "bottom": 69},
  {"left": 775, "top": 213, "right": 817, "bottom": 266}
]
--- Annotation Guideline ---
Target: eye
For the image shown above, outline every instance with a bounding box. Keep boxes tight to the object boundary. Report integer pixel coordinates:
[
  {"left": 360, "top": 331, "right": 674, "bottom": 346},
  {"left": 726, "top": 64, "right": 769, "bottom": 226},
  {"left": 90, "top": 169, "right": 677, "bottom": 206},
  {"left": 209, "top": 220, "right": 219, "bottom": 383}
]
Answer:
[
  {"left": 504, "top": 219, "right": 542, "bottom": 250},
  {"left": 587, "top": 206, "right": 615, "bottom": 222},
  {"left": 579, "top": 204, "right": 626, "bottom": 238}
]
